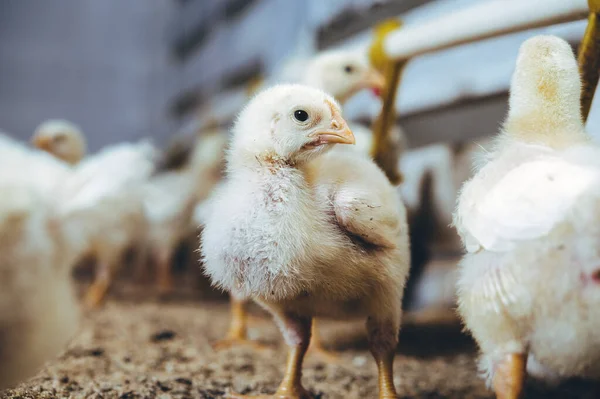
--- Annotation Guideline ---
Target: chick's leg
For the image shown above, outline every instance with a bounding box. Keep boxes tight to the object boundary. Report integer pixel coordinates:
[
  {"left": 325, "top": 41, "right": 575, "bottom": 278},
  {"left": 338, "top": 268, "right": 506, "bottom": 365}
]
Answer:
[
  {"left": 84, "top": 261, "right": 112, "bottom": 309},
  {"left": 133, "top": 240, "right": 149, "bottom": 283},
  {"left": 306, "top": 319, "right": 340, "bottom": 364},
  {"left": 367, "top": 316, "right": 400, "bottom": 399},
  {"left": 213, "top": 297, "right": 268, "bottom": 351},
  {"left": 227, "top": 312, "right": 313, "bottom": 399},
  {"left": 493, "top": 353, "right": 526, "bottom": 399},
  {"left": 156, "top": 247, "right": 174, "bottom": 295}
]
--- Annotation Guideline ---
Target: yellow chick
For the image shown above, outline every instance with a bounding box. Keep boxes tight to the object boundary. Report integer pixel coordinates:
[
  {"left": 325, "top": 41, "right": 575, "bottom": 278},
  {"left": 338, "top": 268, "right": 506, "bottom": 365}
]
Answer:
[
  {"left": 454, "top": 35, "right": 600, "bottom": 398},
  {"left": 202, "top": 84, "right": 409, "bottom": 399}
]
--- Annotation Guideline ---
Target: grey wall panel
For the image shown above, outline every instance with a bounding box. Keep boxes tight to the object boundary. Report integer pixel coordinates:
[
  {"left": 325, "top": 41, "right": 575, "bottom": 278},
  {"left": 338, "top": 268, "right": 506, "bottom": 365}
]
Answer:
[{"left": 0, "top": 0, "right": 178, "bottom": 151}]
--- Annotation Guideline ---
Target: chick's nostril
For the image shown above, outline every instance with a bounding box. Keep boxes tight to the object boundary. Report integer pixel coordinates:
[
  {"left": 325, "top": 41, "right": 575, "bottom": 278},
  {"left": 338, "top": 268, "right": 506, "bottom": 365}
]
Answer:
[{"left": 331, "top": 120, "right": 341, "bottom": 129}]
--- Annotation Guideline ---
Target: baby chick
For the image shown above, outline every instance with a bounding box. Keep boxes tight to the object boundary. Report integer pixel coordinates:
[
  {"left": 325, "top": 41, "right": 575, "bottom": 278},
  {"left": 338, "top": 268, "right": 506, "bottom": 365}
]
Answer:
[
  {"left": 301, "top": 49, "right": 386, "bottom": 102},
  {"left": 0, "top": 135, "right": 80, "bottom": 389},
  {"left": 454, "top": 35, "right": 600, "bottom": 398},
  {"left": 216, "top": 50, "right": 390, "bottom": 357},
  {"left": 202, "top": 84, "right": 409, "bottom": 399},
  {"left": 31, "top": 119, "right": 86, "bottom": 165},
  {"left": 31, "top": 124, "right": 156, "bottom": 308},
  {"left": 142, "top": 129, "right": 227, "bottom": 295}
]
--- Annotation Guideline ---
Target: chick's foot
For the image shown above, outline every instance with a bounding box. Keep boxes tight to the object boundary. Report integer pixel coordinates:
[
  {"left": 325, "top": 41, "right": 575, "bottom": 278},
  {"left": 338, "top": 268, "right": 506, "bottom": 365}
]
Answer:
[
  {"left": 228, "top": 313, "right": 314, "bottom": 399},
  {"left": 83, "top": 266, "right": 111, "bottom": 309}
]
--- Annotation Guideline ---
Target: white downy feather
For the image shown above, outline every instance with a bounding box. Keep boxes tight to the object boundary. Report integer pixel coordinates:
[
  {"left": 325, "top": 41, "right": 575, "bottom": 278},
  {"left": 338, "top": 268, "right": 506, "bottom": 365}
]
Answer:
[{"left": 58, "top": 141, "right": 157, "bottom": 213}]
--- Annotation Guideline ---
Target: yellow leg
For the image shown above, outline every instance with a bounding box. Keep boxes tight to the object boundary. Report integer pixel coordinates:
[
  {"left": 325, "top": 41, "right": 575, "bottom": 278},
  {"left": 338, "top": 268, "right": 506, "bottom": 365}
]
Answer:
[
  {"left": 372, "top": 350, "right": 398, "bottom": 399},
  {"left": 156, "top": 249, "right": 174, "bottom": 295},
  {"left": 493, "top": 354, "right": 526, "bottom": 399},
  {"left": 213, "top": 298, "right": 268, "bottom": 351},
  {"left": 367, "top": 316, "right": 399, "bottom": 399},
  {"left": 227, "top": 316, "right": 312, "bottom": 399},
  {"left": 306, "top": 319, "right": 341, "bottom": 364},
  {"left": 84, "top": 263, "right": 111, "bottom": 309}
]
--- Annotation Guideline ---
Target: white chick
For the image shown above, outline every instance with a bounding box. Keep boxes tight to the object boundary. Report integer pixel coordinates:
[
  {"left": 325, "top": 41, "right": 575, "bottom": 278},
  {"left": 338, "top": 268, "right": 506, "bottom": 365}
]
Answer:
[
  {"left": 214, "top": 50, "right": 392, "bottom": 357},
  {"left": 31, "top": 125, "right": 156, "bottom": 308},
  {"left": 454, "top": 35, "right": 600, "bottom": 398},
  {"left": 32, "top": 119, "right": 86, "bottom": 165},
  {"left": 0, "top": 135, "right": 80, "bottom": 389},
  {"left": 63, "top": 142, "right": 156, "bottom": 307},
  {"left": 202, "top": 84, "right": 409, "bottom": 399},
  {"left": 143, "top": 130, "right": 227, "bottom": 294},
  {"left": 301, "top": 49, "right": 386, "bottom": 103}
]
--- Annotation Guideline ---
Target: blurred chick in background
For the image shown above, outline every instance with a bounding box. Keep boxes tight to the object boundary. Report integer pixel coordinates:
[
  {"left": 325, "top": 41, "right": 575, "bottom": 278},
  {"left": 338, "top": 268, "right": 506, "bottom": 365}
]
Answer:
[
  {"left": 31, "top": 121, "right": 156, "bottom": 308},
  {"left": 455, "top": 35, "right": 600, "bottom": 399},
  {"left": 142, "top": 128, "right": 227, "bottom": 294},
  {"left": 202, "top": 84, "right": 409, "bottom": 399},
  {"left": 32, "top": 119, "right": 86, "bottom": 165},
  {"left": 0, "top": 134, "right": 86, "bottom": 388}
]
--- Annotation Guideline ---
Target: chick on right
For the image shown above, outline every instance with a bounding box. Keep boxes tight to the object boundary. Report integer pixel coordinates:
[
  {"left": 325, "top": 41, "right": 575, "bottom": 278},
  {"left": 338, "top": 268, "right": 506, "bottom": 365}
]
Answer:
[{"left": 453, "top": 35, "right": 600, "bottom": 399}]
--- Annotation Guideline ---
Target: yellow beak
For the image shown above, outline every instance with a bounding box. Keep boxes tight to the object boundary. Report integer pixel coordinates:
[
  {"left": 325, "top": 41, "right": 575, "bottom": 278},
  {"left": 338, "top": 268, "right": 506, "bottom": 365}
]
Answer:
[
  {"left": 32, "top": 135, "right": 53, "bottom": 151},
  {"left": 363, "top": 68, "right": 386, "bottom": 96},
  {"left": 314, "top": 102, "right": 355, "bottom": 145}
]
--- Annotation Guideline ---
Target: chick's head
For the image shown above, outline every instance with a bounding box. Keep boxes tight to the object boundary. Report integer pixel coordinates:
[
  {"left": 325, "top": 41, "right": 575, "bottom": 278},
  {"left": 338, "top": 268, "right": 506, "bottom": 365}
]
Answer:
[
  {"left": 229, "top": 84, "right": 355, "bottom": 167},
  {"left": 304, "top": 50, "right": 385, "bottom": 102},
  {"left": 31, "top": 119, "right": 86, "bottom": 164}
]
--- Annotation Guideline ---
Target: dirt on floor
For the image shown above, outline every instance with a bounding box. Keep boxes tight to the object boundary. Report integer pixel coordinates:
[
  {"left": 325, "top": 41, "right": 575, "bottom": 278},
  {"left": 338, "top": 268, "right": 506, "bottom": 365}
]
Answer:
[{"left": 3, "top": 277, "right": 600, "bottom": 399}]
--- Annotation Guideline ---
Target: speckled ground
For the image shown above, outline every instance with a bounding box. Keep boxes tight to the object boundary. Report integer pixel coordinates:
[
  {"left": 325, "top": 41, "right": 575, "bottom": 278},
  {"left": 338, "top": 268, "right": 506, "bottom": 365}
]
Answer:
[{"left": 2, "top": 281, "right": 599, "bottom": 398}]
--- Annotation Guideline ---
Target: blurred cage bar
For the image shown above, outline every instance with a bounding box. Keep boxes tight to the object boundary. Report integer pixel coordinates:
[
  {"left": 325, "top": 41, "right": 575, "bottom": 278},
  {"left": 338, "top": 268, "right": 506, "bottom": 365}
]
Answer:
[
  {"left": 172, "top": 0, "right": 600, "bottom": 151},
  {"left": 2, "top": 1, "right": 597, "bottom": 150}
]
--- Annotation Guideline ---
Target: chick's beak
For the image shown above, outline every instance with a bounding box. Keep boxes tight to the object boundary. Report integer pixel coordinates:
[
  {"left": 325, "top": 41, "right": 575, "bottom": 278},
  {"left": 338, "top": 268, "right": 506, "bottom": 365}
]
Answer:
[
  {"left": 314, "top": 110, "right": 355, "bottom": 145},
  {"left": 32, "top": 135, "right": 52, "bottom": 151},
  {"left": 364, "top": 68, "right": 386, "bottom": 97}
]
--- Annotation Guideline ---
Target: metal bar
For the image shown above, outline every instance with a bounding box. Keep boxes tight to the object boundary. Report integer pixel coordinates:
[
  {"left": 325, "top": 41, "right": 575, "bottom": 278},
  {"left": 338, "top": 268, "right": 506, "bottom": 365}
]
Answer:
[
  {"left": 370, "top": 20, "right": 405, "bottom": 185},
  {"left": 384, "top": 0, "right": 589, "bottom": 61},
  {"left": 578, "top": 0, "right": 600, "bottom": 121}
]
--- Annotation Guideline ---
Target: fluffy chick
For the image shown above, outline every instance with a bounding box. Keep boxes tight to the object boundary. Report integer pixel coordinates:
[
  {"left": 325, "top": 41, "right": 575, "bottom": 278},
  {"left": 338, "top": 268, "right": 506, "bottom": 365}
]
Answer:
[
  {"left": 215, "top": 50, "right": 391, "bottom": 356},
  {"left": 31, "top": 119, "right": 86, "bottom": 165},
  {"left": 31, "top": 126, "right": 156, "bottom": 308},
  {"left": 0, "top": 135, "right": 80, "bottom": 389},
  {"left": 202, "top": 84, "right": 409, "bottom": 399},
  {"left": 454, "top": 35, "right": 600, "bottom": 398},
  {"left": 301, "top": 49, "right": 385, "bottom": 102},
  {"left": 142, "top": 129, "right": 227, "bottom": 294}
]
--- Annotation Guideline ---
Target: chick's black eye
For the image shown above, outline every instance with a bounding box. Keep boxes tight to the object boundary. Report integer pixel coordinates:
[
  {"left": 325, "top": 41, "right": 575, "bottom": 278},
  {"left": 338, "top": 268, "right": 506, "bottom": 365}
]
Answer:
[
  {"left": 294, "top": 110, "right": 309, "bottom": 122},
  {"left": 344, "top": 65, "right": 354, "bottom": 73}
]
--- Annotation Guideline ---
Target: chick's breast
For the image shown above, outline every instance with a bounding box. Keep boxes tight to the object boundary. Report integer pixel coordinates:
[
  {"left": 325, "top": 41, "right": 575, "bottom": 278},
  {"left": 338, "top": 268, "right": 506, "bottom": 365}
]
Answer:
[{"left": 202, "top": 151, "right": 409, "bottom": 319}]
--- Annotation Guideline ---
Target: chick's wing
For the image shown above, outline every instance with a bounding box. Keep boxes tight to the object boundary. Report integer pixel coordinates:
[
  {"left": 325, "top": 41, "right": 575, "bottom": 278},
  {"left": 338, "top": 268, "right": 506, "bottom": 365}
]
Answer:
[{"left": 461, "top": 158, "right": 600, "bottom": 253}]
